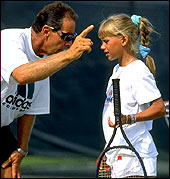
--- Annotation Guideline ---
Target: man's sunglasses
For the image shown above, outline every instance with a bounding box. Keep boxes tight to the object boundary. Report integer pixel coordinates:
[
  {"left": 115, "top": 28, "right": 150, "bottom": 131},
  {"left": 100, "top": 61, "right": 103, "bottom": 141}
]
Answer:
[{"left": 49, "top": 26, "right": 77, "bottom": 41}]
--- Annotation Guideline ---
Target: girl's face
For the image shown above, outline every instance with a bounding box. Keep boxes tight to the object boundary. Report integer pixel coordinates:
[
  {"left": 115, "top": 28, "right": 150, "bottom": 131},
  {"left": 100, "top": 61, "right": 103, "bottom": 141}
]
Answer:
[{"left": 100, "top": 36, "right": 124, "bottom": 61}]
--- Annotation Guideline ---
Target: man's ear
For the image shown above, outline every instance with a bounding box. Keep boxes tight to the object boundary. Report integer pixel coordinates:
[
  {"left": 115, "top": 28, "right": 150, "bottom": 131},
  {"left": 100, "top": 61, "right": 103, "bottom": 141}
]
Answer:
[
  {"left": 41, "top": 25, "right": 51, "bottom": 37},
  {"left": 120, "top": 35, "right": 128, "bottom": 46}
]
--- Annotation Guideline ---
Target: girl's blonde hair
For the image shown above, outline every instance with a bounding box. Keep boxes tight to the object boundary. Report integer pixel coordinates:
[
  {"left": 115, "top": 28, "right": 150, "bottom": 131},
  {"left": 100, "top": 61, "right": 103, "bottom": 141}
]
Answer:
[{"left": 98, "top": 13, "right": 156, "bottom": 77}]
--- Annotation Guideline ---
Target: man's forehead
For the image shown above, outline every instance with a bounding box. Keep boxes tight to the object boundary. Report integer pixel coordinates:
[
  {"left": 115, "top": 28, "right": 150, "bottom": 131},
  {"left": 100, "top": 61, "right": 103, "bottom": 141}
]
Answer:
[{"left": 61, "top": 17, "right": 76, "bottom": 33}]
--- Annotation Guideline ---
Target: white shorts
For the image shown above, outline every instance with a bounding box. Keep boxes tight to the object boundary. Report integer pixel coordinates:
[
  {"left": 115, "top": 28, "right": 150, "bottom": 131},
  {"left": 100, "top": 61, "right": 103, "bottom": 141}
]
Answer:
[{"left": 106, "top": 153, "right": 157, "bottom": 178}]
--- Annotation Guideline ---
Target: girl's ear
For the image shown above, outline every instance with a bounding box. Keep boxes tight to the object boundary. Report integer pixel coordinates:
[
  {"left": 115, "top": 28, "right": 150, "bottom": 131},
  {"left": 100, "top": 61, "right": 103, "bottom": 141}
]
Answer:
[{"left": 120, "top": 35, "right": 128, "bottom": 47}]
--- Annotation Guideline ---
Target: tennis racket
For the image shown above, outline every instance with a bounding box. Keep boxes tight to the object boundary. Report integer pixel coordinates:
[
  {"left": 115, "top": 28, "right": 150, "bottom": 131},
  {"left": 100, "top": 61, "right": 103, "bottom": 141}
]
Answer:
[
  {"left": 163, "top": 100, "right": 169, "bottom": 128},
  {"left": 96, "top": 78, "right": 147, "bottom": 178}
]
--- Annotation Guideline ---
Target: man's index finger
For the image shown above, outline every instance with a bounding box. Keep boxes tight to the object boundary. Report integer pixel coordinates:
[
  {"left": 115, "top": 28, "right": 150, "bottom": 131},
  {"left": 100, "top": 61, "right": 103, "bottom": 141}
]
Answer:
[{"left": 79, "top": 25, "right": 94, "bottom": 38}]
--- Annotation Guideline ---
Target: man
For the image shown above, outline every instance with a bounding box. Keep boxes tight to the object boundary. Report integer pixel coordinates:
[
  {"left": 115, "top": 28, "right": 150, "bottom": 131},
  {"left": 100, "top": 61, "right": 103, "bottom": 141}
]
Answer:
[{"left": 1, "top": 1, "right": 94, "bottom": 178}]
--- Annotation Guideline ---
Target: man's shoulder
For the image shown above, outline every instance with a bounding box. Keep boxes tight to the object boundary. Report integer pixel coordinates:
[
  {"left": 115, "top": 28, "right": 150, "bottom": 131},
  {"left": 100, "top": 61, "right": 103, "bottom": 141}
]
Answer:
[{"left": 1, "top": 27, "right": 31, "bottom": 37}]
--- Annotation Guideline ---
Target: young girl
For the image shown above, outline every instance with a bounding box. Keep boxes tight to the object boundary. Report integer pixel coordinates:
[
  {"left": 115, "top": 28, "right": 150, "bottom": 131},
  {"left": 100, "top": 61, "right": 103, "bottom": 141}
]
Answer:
[{"left": 98, "top": 14, "right": 166, "bottom": 177}]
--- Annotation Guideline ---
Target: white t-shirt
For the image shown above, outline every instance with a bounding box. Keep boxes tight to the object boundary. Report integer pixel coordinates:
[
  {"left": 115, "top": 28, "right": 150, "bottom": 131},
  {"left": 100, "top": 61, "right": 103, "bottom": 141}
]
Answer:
[
  {"left": 102, "top": 60, "right": 161, "bottom": 159},
  {"left": 1, "top": 27, "right": 50, "bottom": 127}
]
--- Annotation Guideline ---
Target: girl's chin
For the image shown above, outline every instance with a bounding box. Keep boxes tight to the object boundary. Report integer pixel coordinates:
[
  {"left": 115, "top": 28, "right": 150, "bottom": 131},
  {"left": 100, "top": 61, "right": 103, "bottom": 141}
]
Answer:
[
  {"left": 105, "top": 54, "right": 115, "bottom": 61},
  {"left": 107, "top": 56, "right": 114, "bottom": 61}
]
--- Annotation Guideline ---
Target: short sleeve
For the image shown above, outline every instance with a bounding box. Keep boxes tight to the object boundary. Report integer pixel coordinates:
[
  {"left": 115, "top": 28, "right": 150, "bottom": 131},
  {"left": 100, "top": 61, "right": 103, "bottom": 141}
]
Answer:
[
  {"left": 132, "top": 73, "right": 161, "bottom": 105},
  {"left": 1, "top": 32, "right": 28, "bottom": 84}
]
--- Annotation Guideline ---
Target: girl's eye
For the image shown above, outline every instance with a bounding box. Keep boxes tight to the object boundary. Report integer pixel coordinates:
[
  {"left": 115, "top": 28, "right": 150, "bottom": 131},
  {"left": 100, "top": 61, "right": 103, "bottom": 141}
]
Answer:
[{"left": 103, "top": 40, "right": 109, "bottom": 44}]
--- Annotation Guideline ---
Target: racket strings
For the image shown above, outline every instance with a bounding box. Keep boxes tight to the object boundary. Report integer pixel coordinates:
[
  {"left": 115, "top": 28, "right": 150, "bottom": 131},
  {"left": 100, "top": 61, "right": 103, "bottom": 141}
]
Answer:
[{"left": 98, "top": 155, "right": 111, "bottom": 178}]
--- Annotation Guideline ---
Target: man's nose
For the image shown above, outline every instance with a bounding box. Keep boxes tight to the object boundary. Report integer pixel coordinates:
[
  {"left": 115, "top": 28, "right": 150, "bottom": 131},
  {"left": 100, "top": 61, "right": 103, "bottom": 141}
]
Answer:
[{"left": 65, "top": 40, "right": 73, "bottom": 47}]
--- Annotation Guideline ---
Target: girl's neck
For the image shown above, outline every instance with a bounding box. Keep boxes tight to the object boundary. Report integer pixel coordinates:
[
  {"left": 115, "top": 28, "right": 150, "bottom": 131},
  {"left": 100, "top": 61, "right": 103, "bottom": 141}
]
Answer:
[{"left": 119, "top": 54, "right": 136, "bottom": 67}]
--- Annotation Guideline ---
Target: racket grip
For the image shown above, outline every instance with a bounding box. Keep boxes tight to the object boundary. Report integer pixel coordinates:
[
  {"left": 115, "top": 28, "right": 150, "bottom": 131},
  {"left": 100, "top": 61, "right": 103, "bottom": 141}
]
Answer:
[{"left": 112, "top": 79, "right": 121, "bottom": 118}]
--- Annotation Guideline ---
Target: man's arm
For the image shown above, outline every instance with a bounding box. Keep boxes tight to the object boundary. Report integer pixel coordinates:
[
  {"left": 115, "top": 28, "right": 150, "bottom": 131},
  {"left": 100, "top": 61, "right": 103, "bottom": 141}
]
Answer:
[
  {"left": 12, "top": 25, "right": 94, "bottom": 85},
  {"left": 1, "top": 115, "right": 35, "bottom": 178},
  {"left": 17, "top": 114, "right": 35, "bottom": 153}
]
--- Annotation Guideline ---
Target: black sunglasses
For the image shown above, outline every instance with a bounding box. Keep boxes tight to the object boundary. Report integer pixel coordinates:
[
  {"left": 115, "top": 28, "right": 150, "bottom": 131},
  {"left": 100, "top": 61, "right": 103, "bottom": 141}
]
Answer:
[
  {"left": 58, "top": 31, "right": 77, "bottom": 41},
  {"left": 49, "top": 26, "right": 77, "bottom": 41}
]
